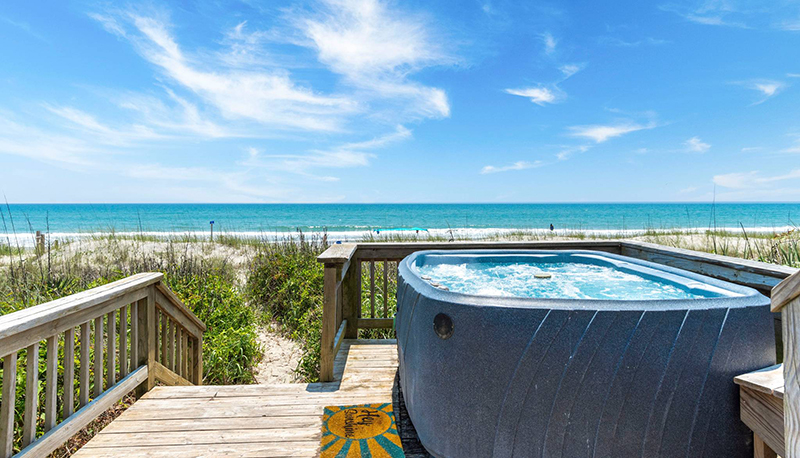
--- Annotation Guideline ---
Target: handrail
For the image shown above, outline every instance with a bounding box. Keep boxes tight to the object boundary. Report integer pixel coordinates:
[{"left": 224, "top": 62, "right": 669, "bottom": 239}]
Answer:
[
  {"left": 317, "top": 240, "right": 797, "bottom": 382},
  {"left": 772, "top": 269, "right": 800, "bottom": 456},
  {"left": 0, "top": 273, "right": 205, "bottom": 457}
]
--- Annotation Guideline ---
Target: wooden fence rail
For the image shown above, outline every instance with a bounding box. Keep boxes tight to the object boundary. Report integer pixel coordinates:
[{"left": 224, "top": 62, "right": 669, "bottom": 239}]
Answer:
[
  {"left": 0, "top": 273, "right": 205, "bottom": 457},
  {"left": 772, "top": 269, "right": 800, "bottom": 456},
  {"left": 318, "top": 240, "right": 797, "bottom": 382}
]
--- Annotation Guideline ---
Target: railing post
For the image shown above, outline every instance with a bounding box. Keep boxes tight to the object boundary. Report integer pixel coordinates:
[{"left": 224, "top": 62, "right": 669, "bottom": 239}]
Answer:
[
  {"left": 146, "top": 285, "right": 157, "bottom": 392},
  {"left": 342, "top": 257, "right": 361, "bottom": 339},
  {"left": 0, "top": 352, "right": 17, "bottom": 458},
  {"left": 135, "top": 295, "right": 148, "bottom": 396},
  {"left": 320, "top": 263, "right": 340, "bottom": 382},
  {"left": 192, "top": 335, "right": 203, "bottom": 385},
  {"left": 774, "top": 270, "right": 800, "bottom": 457}
]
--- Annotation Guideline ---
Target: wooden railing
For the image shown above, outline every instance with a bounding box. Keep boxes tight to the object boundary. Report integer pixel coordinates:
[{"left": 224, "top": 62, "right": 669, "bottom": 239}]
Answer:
[
  {"left": 773, "top": 269, "right": 800, "bottom": 456},
  {"left": 317, "top": 240, "right": 797, "bottom": 382},
  {"left": 0, "top": 272, "right": 205, "bottom": 457}
]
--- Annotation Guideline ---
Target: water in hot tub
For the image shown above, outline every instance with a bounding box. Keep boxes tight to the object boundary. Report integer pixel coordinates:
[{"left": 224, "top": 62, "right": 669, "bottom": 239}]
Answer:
[{"left": 416, "top": 261, "right": 715, "bottom": 300}]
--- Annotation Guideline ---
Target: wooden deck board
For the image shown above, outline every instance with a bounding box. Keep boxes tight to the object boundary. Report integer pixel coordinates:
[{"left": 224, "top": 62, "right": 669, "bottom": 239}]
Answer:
[{"left": 75, "top": 339, "right": 398, "bottom": 457}]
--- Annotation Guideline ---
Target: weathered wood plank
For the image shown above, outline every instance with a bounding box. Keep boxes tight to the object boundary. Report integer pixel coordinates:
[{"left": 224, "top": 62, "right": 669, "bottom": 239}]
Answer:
[
  {"left": 119, "top": 304, "right": 128, "bottom": 378},
  {"left": 341, "top": 258, "right": 361, "bottom": 339},
  {"left": 0, "top": 288, "right": 148, "bottom": 360},
  {"left": 621, "top": 240, "right": 796, "bottom": 294},
  {"left": 182, "top": 331, "right": 188, "bottom": 378},
  {"left": 192, "top": 335, "right": 202, "bottom": 386},
  {"left": 740, "top": 386, "right": 785, "bottom": 457},
  {"left": 175, "top": 328, "right": 183, "bottom": 378},
  {"left": 45, "top": 336, "right": 57, "bottom": 432},
  {"left": 734, "top": 364, "right": 784, "bottom": 398},
  {"left": 74, "top": 341, "right": 394, "bottom": 457},
  {"left": 0, "top": 273, "right": 161, "bottom": 340},
  {"left": 85, "top": 427, "right": 323, "bottom": 447},
  {"left": 316, "top": 243, "right": 357, "bottom": 264},
  {"left": 370, "top": 260, "right": 376, "bottom": 318},
  {"left": 154, "top": 290, "right": 203, "bottom": 339},
  {"left": 357, "top": 318, "right": 394, "bottom": 329},
  {"left": 350, "top": 240, "right": 623, "bottom": 261},
  {"left": 0, "top": 352, "right": 17, "bottom": 457},
  {"left": 64, "top": 327, "right": 75, "bottom": 418},
  {"left": 22, "top": 343, "right": 39, "bottom": 447},
  {"left": 754, "top": 434, "right": 778, "bottom": 458},
  {"left": 152, "top": 362, "right": 192, "bottom": 387},
  {"left": 320, "top": 264, "right": 340, "bottom": 382},
  {"left": 106, "top": 310, "right": 116, "bottom": 389},
  {"left": 154, "top": 283, "right": 205, "bottom": 332},
  {"left": 79, "top": 322, "right": 90, "bottom": 407},
  {"left": 773, "top": 269, "right": 800, "bottom": 312},
  {"left": 167, "top": 319, "right": 175, "bottom": 372},
  {"left": 16, "top": 366, "right": 148, "bottom": 458},
  {"left": 783, "top": 296, "right": 800, "bottom": 457},
  {"left": 93, "top": 316, "right": 103, "bottom": 398},
  {"left": 146, "top": 287, "right": 157, "bottom": 391},
  {"left": 130, "top": 300, "right": 139, "bottom": 370},
  {"left": 100, "top": 415, "right": 324, "bottom": 432},
  {"left": 383, "top": 260, "right": 388, "bottom": 317},
  {"left": 74, "top": 441, "right": 321, "bottom": 457}
]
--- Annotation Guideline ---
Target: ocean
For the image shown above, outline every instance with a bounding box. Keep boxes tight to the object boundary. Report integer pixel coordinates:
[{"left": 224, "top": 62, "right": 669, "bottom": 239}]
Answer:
[{"left": 1, "top": 203, "right": 798, "bottom": 246}]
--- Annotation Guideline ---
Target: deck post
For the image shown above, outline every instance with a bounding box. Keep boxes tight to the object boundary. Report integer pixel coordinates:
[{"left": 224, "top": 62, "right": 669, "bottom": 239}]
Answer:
[
  {"left": 135, "top": 296, "right": 148, "bottom": 396},
  {"left": 341, "top": 256, "right": 361, "bottom": 339},
  {"left": 192, "top": 335, "right": 203, "bottom": 385},
  {"left": 320, "top": 263, "right": 340, "bottom": 382},
  {"left": 146, "top": 285, "right": 157, "bottom": 391},
  {"left": 772, "top": 269, "right": 800, "bottom": 456}
]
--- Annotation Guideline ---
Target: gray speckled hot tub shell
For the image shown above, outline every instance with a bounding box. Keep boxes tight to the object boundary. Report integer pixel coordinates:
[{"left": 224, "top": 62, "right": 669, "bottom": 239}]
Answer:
[{"left": 396, "top": 250, "right": 775, "bottom": 458}]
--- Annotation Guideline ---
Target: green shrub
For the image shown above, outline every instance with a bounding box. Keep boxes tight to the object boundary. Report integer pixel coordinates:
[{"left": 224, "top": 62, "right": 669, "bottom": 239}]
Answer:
[{"left": 247, "top": 237, "right": 326, "bottom": 381}]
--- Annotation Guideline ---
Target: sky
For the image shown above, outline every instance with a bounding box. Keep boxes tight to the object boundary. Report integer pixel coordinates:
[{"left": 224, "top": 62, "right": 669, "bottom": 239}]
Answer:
[{"left": 1, "top": 0, "right": 799, "bottom": 203}]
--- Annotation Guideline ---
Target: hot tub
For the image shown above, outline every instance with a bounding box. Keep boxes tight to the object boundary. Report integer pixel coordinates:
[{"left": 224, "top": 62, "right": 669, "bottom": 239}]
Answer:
[{"left": 395, "top": 250, "right": 775, "bottom": 458}]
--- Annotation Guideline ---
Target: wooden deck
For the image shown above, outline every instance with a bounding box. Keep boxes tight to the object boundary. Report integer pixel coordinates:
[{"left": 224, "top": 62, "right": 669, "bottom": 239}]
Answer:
[{"left": 74, "top": 339, "right": 398, "bottom": 457}]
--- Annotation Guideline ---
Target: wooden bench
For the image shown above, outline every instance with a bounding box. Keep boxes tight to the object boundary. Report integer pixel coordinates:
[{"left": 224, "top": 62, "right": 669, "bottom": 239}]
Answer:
[
  {"left": 735, "top": 364, "right": 784, "bottom": 458},
  {"left": 735, "top": 268, "right": 800, "bottom": 458}
]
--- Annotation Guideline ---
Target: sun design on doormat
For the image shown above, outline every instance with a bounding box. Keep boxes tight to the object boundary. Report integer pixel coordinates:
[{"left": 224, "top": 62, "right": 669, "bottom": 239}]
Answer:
[{"left": 320, "top": 403, "right": 405, "bottom": 457}]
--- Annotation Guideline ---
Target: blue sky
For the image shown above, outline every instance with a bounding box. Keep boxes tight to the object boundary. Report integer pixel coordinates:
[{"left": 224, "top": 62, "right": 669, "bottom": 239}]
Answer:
[{"left": 1, "top": 0, "right": 799, "bottom": 203}]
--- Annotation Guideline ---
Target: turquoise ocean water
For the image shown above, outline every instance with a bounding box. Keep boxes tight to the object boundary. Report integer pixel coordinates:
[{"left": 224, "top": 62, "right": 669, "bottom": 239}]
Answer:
[{"left": 1, "top": 203, "right": 798, "bottom": 245}]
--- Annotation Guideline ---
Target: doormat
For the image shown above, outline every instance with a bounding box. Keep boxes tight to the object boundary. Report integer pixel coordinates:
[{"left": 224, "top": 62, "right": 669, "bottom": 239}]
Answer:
[{"left": 321, "top": 403, "right": 405, "bottom": 457}]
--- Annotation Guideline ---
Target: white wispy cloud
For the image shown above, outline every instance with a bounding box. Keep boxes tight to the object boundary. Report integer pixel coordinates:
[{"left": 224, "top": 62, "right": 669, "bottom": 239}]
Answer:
[
  {"left": 541, "top": 32, "right": 557, "bottom": 55},
  {"left": 481, "top": 161, "right": 543, "bottom": 174},
  {"left": 568, "top": 121, "right": 655, "bottom": 143},
  {"left": 297, "top": 0, "right": 454, "bottom": 119},
  {"left": 684, "top": 136, "right": 711, "bottom": 153},
  {"left": 1, "top": 15, "right": 49, "bottom": 43},
  {"left": 126, "top": 163, "right": 292, "bottom": 201},
  {"left": 559, "top": 64, "right": 582, "bottom": 78},
  {"left": 504, "top": 87, "right": 560, "bottom": 105},
  {"left": 659, "top": 3, "right": 748, "bottom": 28},
  {"left": 556, "top": 145, "right": 591, "bottom": 161},
  {"left": 598, "top": 36, "right": 670, "bottom": 47},
  {"left": 93, "top": 12, "right": 358, "bottom": 132},
  {"left": 0, "top": 113, "right": 109, "bottom": 167},
  {"left": 735, "top": 79, "right": 787, "bottom": 105},
  {"left": 505, "top": 64, "right": 581, "bottom": 107},
  {"left": 241, "top": 125, "right": 412, "bottom": 180},
  {"left": 713, "top": 169, "right": 800, "bottom": 189},
  {"left": 662, "top": 1, "right": 800, "bottom": 32}
]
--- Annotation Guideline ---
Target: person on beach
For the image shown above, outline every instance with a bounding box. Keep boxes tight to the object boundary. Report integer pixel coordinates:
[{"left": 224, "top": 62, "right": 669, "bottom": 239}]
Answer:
[{"left": 550, "top": 223, "right": 554, "bottom": 232}]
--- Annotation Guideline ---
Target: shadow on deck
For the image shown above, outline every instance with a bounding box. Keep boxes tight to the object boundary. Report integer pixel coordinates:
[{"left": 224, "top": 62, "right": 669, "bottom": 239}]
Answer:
[{"left": 75, "top": 339, "right": 401, "bottom": 457}]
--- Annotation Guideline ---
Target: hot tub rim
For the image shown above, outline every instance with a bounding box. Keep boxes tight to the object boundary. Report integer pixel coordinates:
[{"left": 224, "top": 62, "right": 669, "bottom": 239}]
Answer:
[{"left": 398, "top": 249, "right": 769, "bottom": 312}]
